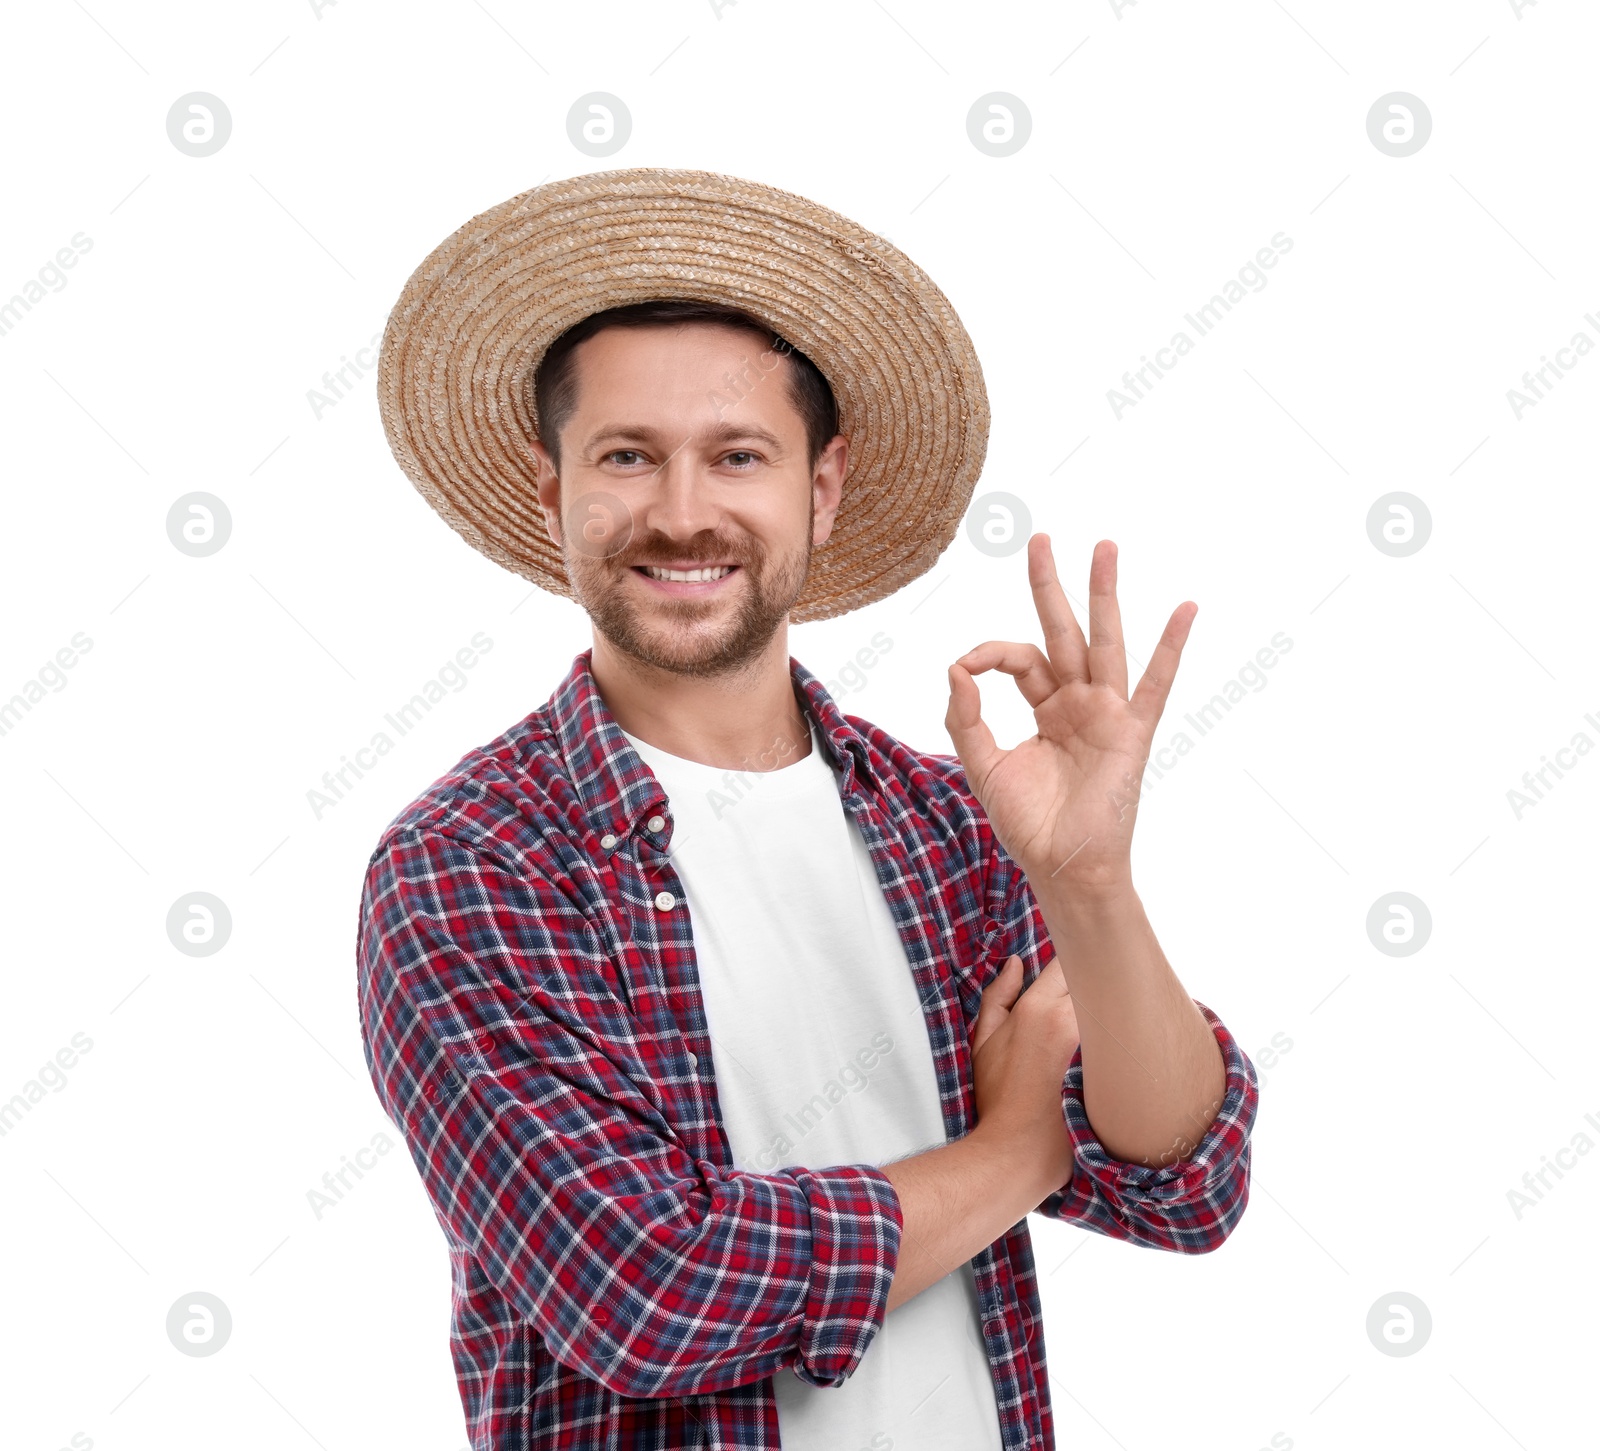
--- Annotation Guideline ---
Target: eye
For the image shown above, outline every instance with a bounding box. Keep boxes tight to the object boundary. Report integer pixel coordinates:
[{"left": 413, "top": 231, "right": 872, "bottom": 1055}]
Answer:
[
  {"left": 724, "top": 450, "right": 760, "bottom": 468},
  {"left": 604, "top": 449, "right": 646, "bottom": 467}
]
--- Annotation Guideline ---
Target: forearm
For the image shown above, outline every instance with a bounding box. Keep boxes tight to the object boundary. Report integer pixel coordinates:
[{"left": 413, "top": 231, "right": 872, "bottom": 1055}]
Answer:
[
  {"left": 1030, "top": 876, "right": 1225, "bottom": 1168},
  {"left": 879, "top": 1127, "right": 1046, "bottom": 1313}
]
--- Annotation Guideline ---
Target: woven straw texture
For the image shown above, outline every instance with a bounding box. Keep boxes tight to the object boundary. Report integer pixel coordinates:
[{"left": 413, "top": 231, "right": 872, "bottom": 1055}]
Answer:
[{"left": 376, "top": 167, "right": 990, "bottom": 622}]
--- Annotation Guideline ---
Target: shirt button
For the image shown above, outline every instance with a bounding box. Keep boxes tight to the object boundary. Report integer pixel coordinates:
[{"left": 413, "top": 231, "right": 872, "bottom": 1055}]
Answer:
[
  {"left": 654, "top": 891, "right": 676, "bottom": 911},
  {"left": 647, "top": 814, "right": 666, "bottom": 833},
  {"left": 600, "top": 833, "right": 618, "bottom": 850},
  {"left": 686, "top": 1051, "right": 698, "bottom": 1070}
]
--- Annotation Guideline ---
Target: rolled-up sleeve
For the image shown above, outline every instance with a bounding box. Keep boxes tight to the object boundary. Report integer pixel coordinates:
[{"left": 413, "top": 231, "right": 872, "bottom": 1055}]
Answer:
[
  {"left": 1034, "top": 1003, "right": 1257, "bottom": 1252},
  {"left": 984, "top": 843, "right": 1259, "bottom": 1253},
  {"left": 356, "top": 825, "right": 904, "bottom": 1399}
]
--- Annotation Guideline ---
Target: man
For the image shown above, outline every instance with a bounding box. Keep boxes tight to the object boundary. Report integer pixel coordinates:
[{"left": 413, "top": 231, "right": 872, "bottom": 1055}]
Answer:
[{"left": 360, "top": 168, "right": 1258, "bottom": 1451}]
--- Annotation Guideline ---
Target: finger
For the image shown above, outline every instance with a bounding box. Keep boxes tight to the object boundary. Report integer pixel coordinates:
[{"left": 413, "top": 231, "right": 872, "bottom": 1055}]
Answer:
[
  {"left": 971, "top": 954, "right": 1023, "bottom": 1052},
  {"left": 953, "top": 640, "right": 1061, "bottom": 710},
  {"left": 1027, "top": 534, "right": 1090, "bottom": 685},
  {"left": 945, "top": 663, "right": 1006, "bottom": 788},
  {"left": 986, "top": 953, "right": 1024, "bottom": 1004},
  {"left": 1085, "top": 539, "right": 1129, "bottom": 698},
  {"left": 1128, "top": 600, "right": 1197, "bottom": 728}
]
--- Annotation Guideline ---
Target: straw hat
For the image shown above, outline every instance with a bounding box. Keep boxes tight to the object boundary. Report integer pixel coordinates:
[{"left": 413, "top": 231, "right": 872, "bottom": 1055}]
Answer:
[{"left": 375, "top": 167, "right": 990, "bottom": 622}]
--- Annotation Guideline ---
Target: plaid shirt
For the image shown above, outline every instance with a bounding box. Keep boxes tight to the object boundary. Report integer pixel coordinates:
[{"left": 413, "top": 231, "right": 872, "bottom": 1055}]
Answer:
[{"left": 356, "top": 648, "right": 1258, "bottom": 1451}]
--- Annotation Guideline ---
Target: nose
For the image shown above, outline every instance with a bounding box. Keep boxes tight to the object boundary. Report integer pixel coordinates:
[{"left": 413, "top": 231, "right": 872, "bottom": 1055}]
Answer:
[{"left": 639, "top": 443, "right": 723, "bottom": 544}]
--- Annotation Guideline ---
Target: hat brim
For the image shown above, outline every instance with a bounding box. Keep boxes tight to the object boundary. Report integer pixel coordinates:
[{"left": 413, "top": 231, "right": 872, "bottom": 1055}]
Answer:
[{"left": 376, "top": 167, "right": 989, "bottom": 623}]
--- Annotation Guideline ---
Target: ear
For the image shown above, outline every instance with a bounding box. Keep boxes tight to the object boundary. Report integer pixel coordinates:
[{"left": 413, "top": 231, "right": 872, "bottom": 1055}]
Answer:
[
  {"left": 811, "top": 433, "right": 849, "bottom": 548},
  {"left": 531, "top": 440, "right": 563, "bottom": 545}
]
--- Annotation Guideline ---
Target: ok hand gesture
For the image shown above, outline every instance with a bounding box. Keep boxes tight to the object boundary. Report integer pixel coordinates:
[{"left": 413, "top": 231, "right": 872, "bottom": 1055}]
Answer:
[{"left": 944, "top": 535, "right": 1195, "bottom": 896}]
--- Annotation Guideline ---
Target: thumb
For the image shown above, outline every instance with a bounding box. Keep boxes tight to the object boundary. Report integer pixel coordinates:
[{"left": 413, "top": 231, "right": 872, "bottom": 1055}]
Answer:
[{"left": 944, "top": 663, "right": 1003, "bottom": 786}]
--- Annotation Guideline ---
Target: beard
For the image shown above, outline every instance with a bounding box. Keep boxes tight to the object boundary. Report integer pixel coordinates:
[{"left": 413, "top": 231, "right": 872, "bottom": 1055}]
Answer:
[{"left": 564, "top": 507, "right": 814, "bottom": 678}]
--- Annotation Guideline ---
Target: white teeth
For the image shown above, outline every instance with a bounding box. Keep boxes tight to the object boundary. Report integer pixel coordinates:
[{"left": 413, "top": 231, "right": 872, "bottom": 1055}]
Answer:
[{"left": 642, "top": 565, "right": 734, "bottom": 582}]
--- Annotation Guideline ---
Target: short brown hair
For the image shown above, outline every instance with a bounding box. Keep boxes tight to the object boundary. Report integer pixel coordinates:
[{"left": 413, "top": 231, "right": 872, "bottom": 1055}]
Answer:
[{"left": 531, "top": 298, "right": 839, "bottom": 476}]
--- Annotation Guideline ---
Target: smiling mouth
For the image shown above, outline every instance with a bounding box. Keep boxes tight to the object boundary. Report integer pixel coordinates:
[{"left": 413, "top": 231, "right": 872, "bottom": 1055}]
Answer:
[{"left": 634, "top": 564, "right": 738, "bottom": 583}]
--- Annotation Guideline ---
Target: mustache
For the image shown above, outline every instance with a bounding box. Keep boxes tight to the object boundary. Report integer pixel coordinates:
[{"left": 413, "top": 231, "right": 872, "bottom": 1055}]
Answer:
[{"left": 619, "top": 536, "right": 759, "bottom": 569}]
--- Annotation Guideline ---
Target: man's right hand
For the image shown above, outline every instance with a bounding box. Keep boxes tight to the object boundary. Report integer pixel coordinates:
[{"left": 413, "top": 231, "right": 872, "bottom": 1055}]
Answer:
[{"left": 969, "top": 954, "right": 1080, "bottom": 1199}]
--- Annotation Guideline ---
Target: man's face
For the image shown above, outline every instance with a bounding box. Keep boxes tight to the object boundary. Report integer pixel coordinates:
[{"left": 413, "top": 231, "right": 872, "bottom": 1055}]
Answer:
[{"left": 534, "top": 322, "right": 847, "bottom": 677}]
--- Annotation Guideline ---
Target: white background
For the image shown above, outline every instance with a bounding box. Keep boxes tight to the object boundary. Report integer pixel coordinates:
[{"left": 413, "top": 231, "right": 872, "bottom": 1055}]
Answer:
[{"left": 2, "top": 1, "right": 1595, "bottom": 1448}]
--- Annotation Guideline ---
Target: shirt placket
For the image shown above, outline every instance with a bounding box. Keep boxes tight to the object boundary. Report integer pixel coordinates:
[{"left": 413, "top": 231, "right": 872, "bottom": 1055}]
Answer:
[
  {"left": 599, "top": 808, "right": 778, "bottom": 1449},
  {"left": 608, "top": 808, "right": 732, "bottom": 1170}
]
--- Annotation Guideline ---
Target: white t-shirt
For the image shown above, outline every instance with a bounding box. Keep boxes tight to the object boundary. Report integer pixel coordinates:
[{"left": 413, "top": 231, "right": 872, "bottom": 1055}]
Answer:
[{"left": 619, "top": 717, "right": 1004, "bottom": 1451}]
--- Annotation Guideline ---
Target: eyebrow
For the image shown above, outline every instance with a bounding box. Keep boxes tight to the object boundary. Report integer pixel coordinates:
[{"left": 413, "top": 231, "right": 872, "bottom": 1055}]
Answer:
[{"left": 582, "top": 420, "right": 788, "bottom": 453}]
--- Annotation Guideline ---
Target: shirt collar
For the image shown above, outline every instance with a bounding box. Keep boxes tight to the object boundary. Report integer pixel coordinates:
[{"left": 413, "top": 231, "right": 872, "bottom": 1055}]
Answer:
[{"left": 544, "top": 648, "right": 883, "bottom": 848}]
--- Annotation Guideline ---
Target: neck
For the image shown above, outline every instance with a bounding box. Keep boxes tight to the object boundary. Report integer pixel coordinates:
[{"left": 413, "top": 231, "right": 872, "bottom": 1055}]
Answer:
[{"left": 589, "top": 625, "right": 812, "bottom": 773}]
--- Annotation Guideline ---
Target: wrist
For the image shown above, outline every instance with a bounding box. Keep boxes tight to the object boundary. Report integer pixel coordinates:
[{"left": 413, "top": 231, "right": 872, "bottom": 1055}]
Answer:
[
  {"left": 1031, "top": 870, "right": 1139, "bottom": 921},
  {"left": 966, "top": 1115, "right": 1072, "bottom": 1209}
]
